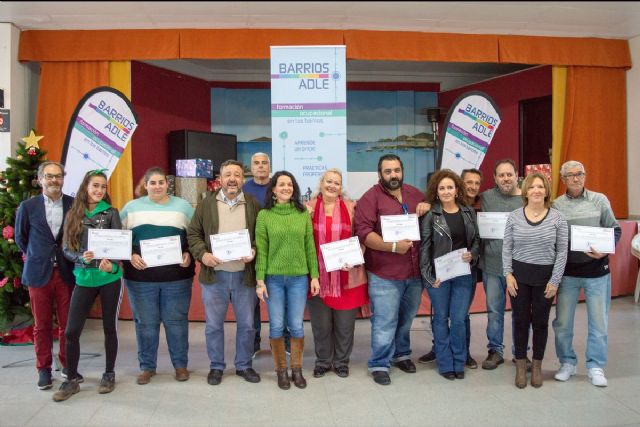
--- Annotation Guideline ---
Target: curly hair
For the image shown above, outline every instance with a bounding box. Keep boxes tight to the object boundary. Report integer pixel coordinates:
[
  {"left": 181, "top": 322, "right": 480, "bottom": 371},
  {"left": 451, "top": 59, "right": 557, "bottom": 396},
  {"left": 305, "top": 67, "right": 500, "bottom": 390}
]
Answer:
[
  {"left": 264, "top": 170, "right": 306, "bottom": 212},
  {"left": 424, "top": 169, "right": 468, "bottom": 206}
]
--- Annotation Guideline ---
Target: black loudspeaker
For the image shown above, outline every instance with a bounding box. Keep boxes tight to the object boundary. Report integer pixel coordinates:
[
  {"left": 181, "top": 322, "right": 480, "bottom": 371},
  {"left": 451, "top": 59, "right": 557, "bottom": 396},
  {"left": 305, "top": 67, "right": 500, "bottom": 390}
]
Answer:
[
  {"left": 167, "top": 130, "right": 237, "bottom": 175},
  {"left": 426, "top": 108, "right": 440, "bottom": 124}
]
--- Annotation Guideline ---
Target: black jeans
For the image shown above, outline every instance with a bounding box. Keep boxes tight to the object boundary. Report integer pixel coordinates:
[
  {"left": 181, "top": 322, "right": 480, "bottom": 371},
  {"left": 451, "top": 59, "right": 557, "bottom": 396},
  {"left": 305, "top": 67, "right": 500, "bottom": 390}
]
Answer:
[
  {"left": 509, "top": 282, "right": 553, "bottom": 360},
  {"left": 65, "top": 279, "right": 122, "bottom": 378},
  {"left": 307, "top": 296, "right": 358, "bottom": 369}
]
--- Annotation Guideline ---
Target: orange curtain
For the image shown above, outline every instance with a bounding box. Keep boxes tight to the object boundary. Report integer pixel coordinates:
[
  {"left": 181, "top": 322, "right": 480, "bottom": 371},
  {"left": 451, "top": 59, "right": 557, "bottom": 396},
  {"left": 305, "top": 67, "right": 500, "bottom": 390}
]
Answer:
[
  {"left": 35, "top": 61, "right": 109, "bottom": 162},
  {"left": 560, "top": 66, "right": 627, "bottom": 217}
]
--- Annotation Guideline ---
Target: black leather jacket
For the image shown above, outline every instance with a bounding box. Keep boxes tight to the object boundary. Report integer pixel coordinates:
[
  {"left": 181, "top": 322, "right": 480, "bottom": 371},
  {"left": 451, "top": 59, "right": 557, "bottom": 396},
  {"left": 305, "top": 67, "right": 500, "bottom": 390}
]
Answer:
[
  {"left": 420, "top": 202, "right": 480, "bottom": 287},
  {"left": 63, "top": 206, "right": 122, "bottom": 270}
]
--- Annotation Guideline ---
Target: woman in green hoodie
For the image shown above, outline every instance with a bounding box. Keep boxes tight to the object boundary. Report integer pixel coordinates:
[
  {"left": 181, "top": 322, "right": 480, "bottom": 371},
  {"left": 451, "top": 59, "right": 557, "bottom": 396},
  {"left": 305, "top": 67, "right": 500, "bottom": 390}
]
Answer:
[{"left": 52, "top": 170, "right": 123, "bottom": 402}]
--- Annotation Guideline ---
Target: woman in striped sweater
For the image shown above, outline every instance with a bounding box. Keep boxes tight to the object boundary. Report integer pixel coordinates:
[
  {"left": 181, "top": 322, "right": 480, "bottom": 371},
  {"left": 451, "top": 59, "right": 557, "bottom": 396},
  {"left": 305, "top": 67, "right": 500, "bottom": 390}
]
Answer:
[
  {"left": 503, "top": 172, "right": 568, "bottom": 389},
  {"left": 255, "top": 171, "right": 320, "bottom": 390},
  {"left": 120, "top": 167, "right": 195, "bottom": 385}
]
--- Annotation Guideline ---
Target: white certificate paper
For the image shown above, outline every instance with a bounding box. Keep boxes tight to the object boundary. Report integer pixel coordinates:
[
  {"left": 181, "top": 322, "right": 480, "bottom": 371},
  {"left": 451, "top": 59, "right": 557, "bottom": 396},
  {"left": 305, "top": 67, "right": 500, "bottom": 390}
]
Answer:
[
  {"left": 140, "top": 236, "right": 183, "bottom": 268},
  {"left": 87, "top": 229, "right": 132, "bottom": 260},
  {"left": 570, "top": 225, "right": 615, "bottom": 254},
  {"left": 320, "top": 237, "right": 365, "bottom": 272},
  {"left": 210, "top": 229, "right": 252, "bottom": 262},
  {"left": 434, "top": 248, "right": 471, "bottom": 282},
  {"left": 477, "top": 212, "right": 510, "bottom": 239},
  {"left": 380, "top": 214, "right": 420, "bottom": 242}
]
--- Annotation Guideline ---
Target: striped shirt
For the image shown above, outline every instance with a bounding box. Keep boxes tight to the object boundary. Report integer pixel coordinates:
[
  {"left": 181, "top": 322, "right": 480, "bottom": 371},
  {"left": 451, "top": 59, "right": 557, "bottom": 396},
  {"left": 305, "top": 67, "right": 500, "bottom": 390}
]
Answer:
[{"left": 502, "top": 207, "right": 568, "bottom": 285}]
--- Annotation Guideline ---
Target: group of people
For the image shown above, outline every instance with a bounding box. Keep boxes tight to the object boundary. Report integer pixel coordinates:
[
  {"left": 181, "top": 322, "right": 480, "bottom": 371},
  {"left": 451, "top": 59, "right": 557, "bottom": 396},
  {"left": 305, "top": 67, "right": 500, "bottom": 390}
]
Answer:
[{"left": 14, "top": 152, "right": 619, "bottom": 401}]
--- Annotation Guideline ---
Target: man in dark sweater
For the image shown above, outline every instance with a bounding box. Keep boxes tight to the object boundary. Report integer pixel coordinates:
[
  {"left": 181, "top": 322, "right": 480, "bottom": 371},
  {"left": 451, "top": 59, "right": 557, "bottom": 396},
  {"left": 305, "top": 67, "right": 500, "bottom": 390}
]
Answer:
[{"left": 552, "top": 160, "right": 621, "bottom": 387}]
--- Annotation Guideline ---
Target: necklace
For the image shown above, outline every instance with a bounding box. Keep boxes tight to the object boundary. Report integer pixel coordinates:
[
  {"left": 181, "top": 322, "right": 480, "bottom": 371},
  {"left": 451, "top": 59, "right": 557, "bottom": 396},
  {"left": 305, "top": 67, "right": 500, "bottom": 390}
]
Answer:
[{"left": 527, "top": 206, "right": 546, "bottom": 218}]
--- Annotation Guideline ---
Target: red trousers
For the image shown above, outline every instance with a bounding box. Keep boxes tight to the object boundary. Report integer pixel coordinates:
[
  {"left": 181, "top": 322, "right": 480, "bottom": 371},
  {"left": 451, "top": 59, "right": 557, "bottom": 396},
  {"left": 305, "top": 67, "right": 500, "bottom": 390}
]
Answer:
[{"left": 28, "top": 268, "right": 72, "bottom": 371}]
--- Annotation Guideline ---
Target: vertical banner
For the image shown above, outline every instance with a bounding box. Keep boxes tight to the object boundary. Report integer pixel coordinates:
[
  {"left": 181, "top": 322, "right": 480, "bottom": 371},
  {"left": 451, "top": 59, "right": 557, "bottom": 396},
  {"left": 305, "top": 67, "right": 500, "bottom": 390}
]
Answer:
[
  {"left": 270, "top": 46, "right": 347, "bottom": 201},
  {"left": 440, "top": 91, "right": 501, "bottom": 174},
  {"left": 61, "top": 86, "right": 138, "bottom": 197}
]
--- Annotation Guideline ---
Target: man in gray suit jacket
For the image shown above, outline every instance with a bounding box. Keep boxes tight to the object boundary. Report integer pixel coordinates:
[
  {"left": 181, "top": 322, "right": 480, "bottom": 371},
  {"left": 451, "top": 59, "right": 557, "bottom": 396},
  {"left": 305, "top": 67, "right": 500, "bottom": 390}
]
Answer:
[{"left": 15, "top": 161, "right": 75, "bottom": 390}]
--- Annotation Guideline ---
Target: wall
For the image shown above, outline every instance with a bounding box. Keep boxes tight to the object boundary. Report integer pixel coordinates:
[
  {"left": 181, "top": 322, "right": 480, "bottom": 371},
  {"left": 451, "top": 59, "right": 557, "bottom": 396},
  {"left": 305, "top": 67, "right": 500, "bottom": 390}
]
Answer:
[
  {"left": 438, "top": 65, "right": 552, "bottom": 192},
  {"left": 627, "top": 35, "right": 640, "bottom": 219},
  {"left": 131, "top": 61, "right": 211, "bottom": 183}
]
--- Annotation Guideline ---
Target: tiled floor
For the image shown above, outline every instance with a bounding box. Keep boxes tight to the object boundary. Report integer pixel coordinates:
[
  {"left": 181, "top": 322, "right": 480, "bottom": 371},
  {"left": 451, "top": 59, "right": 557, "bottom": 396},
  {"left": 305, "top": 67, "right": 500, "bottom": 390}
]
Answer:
[{"left": 1, "top": 296, "right": 639, "bottom": 427}]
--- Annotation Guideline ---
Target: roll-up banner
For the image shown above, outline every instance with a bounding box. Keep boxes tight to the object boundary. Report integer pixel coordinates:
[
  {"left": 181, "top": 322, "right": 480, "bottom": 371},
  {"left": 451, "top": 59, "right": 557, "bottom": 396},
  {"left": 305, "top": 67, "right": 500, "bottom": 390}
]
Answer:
[
  {"left": 439, "top": 91, "right": 501, "bottom": 174},
  {"left": 61, "top": 86, "right": 138, "bottom": 197},
  {"left": 270, "top": 46, "right": 347, "bottom": 201}
]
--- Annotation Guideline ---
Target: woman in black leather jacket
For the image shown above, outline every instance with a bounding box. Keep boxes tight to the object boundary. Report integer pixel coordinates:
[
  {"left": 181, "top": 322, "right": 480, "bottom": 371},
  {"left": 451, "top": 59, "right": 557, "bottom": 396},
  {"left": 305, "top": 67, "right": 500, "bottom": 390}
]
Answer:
[
  {"left": 52, "top": 170, "right": 123, "bottom": 402},
  {"left": 420, "top": 169, "right": 480, "bottom": 381}
]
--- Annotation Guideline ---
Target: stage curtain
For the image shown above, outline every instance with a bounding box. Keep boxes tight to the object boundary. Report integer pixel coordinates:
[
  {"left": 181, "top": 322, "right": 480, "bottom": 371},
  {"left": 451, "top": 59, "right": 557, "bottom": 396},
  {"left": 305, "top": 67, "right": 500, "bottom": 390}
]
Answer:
[
  {"left": 19, "top": 30, "right": 180, "bottom": 62},
  {"left": 35, "top": 61, "right": 109, "bottom": 163},
  {"left": 551, "top": 66, "right": 567, "bottom": 199},
  {"left": 343, "top": 30, "right": 499, "bottom": 62},
  {"left": 560, "top": 66, "right": 628, "bottom": 217},
  {"left": 498, "top": 35, "right": 631, "bottom": 68},
  {"left": 108, "top": 61, "right": 134, "bottom": 210}
]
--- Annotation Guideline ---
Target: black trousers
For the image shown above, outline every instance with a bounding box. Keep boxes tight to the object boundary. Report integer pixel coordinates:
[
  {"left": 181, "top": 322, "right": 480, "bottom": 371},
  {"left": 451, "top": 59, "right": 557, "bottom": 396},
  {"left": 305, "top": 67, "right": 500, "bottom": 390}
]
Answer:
[
  {"left": 509, "top": 282, "right": 553, "bottom": 360},
  {"left": 307, "top": 296, "right": 358, "bottom": 369},
  {"left": 65, "top": 279, "right": 122, "bottom": 379}
]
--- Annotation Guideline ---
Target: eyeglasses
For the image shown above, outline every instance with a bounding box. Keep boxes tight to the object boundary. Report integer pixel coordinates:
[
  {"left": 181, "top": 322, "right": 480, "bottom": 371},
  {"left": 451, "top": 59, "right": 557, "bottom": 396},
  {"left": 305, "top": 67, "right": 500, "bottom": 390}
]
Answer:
[
  {"left": 44, "top": 173, "right": 64, "bottom": 180},
  {"left": 563, "top": 172, "right": 585, "bottom": 179}
]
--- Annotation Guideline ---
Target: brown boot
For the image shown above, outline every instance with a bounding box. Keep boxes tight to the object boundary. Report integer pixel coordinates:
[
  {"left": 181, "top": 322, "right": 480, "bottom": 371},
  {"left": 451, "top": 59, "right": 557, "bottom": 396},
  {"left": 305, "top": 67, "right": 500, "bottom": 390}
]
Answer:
[
  {"left": 531, "top": 359, "right": 543, "bottom": 388},
  {"left": 270, "top": 337, "right": 290, "bottom": 390},
  {"left": 515, "top": 359, "right": 527, "bottom": 389},
  {"left": 290, "top": 337, "right": 307, "bottom": 389}
]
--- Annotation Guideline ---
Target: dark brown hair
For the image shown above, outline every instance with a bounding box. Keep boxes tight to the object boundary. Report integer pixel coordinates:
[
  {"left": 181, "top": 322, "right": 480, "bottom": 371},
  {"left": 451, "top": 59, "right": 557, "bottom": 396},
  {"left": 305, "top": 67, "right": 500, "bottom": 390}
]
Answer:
[{"left": 425, "top": 169, "right": 467, "bottom": 206}]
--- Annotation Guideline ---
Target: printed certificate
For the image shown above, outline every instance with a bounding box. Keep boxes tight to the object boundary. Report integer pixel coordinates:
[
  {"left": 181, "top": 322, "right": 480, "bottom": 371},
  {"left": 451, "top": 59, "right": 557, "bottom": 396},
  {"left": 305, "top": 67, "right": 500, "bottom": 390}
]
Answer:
[
  {"left": 380, "top": 214, "right": 420, "bottom": 242},
  {"left": 320, "top": 237, "right": 365, "bottom": 272},
  {"left": 477, "top": 212, "right": 510, "bottom": 239},
  {"left": 570, "top": 225, "right": 615, "bottom": 254},
  {"left": 210, "top": 229, "right": 252, "bottom": 262},
  {"left": 140, "top": 235, "right": 183, "bottom": 267},
  {"left": 87, "top": 229, "right": 132, "bottom": 260},
  {"left": 434, "top": 248, "right": 471, "bottom": 282}
]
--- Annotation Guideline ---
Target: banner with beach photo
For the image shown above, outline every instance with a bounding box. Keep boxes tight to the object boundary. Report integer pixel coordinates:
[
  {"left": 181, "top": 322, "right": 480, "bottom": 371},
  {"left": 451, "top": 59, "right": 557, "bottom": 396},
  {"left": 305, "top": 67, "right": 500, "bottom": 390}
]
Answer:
[
  {"left": 270, "top": 46, "right": 347, "bottom": 201},
  {"left": 440, "top": 91, "right": 501, "bottom": 174},
  {"left": 61, "top": 86, "right": 138, "bottom": 197}
]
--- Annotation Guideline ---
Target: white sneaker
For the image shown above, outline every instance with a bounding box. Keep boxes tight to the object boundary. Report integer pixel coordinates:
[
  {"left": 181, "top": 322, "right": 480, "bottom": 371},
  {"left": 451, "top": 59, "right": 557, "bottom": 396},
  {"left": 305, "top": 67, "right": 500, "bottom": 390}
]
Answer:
[
  {"left": 554, "top": 363, "right": 576, "bottom": 381},
  {"left": 588, "top": 368, "right": 608, "bottom": 387}
]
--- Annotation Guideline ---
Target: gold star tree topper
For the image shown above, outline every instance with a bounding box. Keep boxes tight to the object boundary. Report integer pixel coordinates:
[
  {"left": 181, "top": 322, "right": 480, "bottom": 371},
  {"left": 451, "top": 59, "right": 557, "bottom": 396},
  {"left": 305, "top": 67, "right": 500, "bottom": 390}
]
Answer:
[{"left": 22, "top": 130, "right": 44, "bottom": 149}]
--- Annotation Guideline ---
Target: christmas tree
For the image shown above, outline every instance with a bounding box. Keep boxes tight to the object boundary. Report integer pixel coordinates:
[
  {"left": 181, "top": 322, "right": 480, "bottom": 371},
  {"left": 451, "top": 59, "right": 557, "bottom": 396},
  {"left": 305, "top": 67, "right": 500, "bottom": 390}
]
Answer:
[{"left": 0, "top": 130, "right": 47, "bottom": 332}]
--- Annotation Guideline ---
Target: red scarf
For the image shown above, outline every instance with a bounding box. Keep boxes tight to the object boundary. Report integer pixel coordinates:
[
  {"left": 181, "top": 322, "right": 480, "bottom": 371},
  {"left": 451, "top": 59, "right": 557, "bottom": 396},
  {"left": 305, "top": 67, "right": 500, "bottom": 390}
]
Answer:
[{"left": 312, "top": 194, "right": 352, "bottom": 298}]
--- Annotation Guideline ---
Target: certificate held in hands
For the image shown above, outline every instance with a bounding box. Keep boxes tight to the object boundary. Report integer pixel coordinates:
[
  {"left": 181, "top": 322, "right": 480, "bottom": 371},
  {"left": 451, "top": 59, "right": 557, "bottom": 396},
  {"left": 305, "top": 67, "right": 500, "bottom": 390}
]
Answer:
[
  {"left": 140, "top": 235, "right": 183, "bottom": 267},
  {"left": 380, "top": 214, "right": 420, "bottom": 242},
  {"left": 570, "top": 225, "right": 616, "bottom": 254},
  {"left": 434, "top": 248, "right": 471, "bottom": 282},
  {"left": 87, "top": 229, "right": 132, "bottom": 260},
  {"left": 320, "top": 237, "right": 365, "bottom": 272},
  {"left": 210, "top": 229, "right": 252, "bottom": 262}
]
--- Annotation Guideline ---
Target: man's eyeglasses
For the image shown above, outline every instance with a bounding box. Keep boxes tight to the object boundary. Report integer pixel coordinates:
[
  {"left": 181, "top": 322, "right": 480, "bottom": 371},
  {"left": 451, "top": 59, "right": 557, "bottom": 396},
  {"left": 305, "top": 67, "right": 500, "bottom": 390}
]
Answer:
[
  {"left": 563, "top": 172, "right": 585, "bottom": 179},
  {"left": 43, "top": 173, "right": 64, "bottom": 180}
]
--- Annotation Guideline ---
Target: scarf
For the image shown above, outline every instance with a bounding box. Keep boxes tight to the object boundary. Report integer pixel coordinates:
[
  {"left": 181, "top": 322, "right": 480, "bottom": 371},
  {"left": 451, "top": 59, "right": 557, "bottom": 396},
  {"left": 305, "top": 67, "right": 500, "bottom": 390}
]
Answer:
[{"left": 312, "top": 194, "right": 352, "bottom": 298}]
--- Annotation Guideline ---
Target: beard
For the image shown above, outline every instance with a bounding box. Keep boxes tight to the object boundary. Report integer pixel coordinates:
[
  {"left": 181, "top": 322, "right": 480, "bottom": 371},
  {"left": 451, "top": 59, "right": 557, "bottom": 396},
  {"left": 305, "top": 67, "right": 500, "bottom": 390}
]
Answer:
[{"left": 381, "top": 176, "right": 403, "bottom": 191}]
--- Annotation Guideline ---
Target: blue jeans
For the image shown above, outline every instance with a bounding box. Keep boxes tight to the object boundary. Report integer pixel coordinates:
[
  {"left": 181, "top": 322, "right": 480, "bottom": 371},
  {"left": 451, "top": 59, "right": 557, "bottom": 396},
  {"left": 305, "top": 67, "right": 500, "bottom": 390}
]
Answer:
[
  {"left": 367, "top": 272, "right": 423, "bottom": 372},
  {"left": 427, "top": 274, "right": 473, "bottom": 373},
  {"left": 201, "top": 271, "right": 257, "bottom": 370},
  {"left": 553, "top": 274, "right": 611, "bottom": 369},
  {"left": 265, "top": 275, "right": 308, "bottom": 339},
  {"left": 125, "top": 278, "right": 192, "bottom": 371}
]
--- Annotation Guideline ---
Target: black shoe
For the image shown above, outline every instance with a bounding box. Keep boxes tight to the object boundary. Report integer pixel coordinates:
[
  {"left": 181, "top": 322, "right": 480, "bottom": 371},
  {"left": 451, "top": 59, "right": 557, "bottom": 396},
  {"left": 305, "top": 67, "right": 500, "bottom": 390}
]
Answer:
[
  {"left": 236, "top": 368, "right": 261, "bottom": 383},
  {"left": 61, "top": 368, "right": 85, "bottom": 383},
  {"left": 440, "top": 371, "right": 456, "bottom": 381},
  {"left": 207, "top": 369, "right": 223, "bottom": 385},
  {"left": 98, "top": 372, "right": 116, "bottom": 394},
  {"left": 313, "top": 366, "right": 331, "bottom": 378},
  {"left": 418, "top": 350, "right": 437, "bottom": 364},
  {"left": 38, "top": 369, "right": 52, "bottom": 390},
  {"left": 393, "top": 359, "right": 417, "bottom": 373},
  {"left": 512, "top": 357, "right": 532, "bottom": 372},
  {"left": 334, "top": 366, "right": 349, "bottom": 378},
  {"left": 455, "top": 371, "right": 465, "bottom": 379},
  {"left": 465, "top": 356, "right": 478, "bottom": 369},
  {"left": 371, "top": 371, "right": 391, "bottom": 386}
]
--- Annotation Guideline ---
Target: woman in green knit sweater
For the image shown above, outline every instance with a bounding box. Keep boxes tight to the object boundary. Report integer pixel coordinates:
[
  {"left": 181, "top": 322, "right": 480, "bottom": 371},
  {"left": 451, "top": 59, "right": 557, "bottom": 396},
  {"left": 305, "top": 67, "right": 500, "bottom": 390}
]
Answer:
[{"left": 255, "top": 171, "right": 320, "bottom": 390}]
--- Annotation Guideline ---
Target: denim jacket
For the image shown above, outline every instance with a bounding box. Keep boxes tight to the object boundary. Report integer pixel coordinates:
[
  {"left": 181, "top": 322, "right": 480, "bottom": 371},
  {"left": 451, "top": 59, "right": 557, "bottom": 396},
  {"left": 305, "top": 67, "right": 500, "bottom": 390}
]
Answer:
[{"left": 419, "top": 202, "right": 480, "bottom": 287}]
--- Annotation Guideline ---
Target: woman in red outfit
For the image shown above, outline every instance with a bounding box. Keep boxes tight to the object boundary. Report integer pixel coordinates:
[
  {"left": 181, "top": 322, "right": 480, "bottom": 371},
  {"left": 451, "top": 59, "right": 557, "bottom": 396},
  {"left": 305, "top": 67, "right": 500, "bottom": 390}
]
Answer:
[{"left": 305, "top": 168, "right": 369, "bottom": 379}]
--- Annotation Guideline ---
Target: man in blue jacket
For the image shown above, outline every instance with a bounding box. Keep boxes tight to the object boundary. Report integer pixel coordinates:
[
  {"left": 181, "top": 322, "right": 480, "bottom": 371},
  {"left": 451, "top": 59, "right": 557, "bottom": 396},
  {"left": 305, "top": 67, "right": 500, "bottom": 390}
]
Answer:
[{"left": 15, "top": 161, "right": 76, "bottom": 390}]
